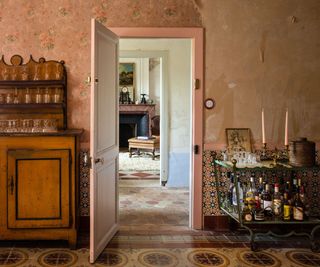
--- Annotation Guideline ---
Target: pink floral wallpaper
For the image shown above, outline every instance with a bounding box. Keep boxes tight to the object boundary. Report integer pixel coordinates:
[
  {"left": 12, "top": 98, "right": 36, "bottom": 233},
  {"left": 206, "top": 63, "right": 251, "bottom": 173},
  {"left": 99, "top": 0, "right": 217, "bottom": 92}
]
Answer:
[{"left": 0, "top": 0, "right": 202, "bottom": 144}]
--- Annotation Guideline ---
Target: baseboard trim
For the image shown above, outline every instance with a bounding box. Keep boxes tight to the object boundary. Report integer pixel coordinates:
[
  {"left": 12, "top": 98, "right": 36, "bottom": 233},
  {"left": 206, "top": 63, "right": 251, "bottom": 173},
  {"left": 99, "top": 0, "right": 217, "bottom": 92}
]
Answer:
[{"left": 203, "top": 215, "right": 232, "bottom": 231}]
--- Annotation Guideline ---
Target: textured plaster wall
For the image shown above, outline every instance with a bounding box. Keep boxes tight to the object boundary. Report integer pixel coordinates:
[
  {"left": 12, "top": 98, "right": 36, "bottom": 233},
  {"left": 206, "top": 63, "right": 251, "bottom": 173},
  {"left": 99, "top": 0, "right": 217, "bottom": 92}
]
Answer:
[
  {"left": 200, "top": 0, "right": 320, "bottom": 149},
  {"left": 0, "top": 0, "right": 201, "bottom": 147},
  {"left": 0, "top": 0, "right": 319, "bottom": 147}
]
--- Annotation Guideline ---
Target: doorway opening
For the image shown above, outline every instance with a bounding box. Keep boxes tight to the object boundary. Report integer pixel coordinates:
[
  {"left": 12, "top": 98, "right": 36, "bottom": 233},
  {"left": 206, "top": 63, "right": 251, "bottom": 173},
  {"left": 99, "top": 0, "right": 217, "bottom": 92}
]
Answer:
[{"left": 118, "top": 38, "right": 192, "bottom": 230}]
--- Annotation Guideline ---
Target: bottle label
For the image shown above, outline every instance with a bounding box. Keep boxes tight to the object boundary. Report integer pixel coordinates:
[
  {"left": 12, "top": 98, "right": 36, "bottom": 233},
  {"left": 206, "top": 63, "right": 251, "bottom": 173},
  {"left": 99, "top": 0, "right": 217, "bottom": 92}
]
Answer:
[
  {"left": 244, "top": 213, "right": 253, "bottom": 222},
  {"left": 273, "top": 199, "right": 282, "bottom": 215},
  {"left": 293, "top": 207, "right": 304, "bottom": 220},
  {"left": 284, "top": 205, "right": 291, "bottom": 220},
  {"left": 263, "top": 200, "right": 272, "bottom": 211}
]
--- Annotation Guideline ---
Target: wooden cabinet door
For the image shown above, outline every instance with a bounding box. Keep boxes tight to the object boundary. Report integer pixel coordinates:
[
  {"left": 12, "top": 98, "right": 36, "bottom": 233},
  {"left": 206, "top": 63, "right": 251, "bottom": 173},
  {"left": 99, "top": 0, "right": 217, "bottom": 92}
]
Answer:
[{"left": 7, "top": 149, "right": 70, "bottom": 229}]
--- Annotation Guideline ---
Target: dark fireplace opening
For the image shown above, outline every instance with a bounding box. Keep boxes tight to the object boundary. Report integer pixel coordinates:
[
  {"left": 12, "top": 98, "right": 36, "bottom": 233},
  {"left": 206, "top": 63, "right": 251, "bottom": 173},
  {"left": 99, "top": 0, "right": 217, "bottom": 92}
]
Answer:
[
  {"left": 119, "top": 123, "right": 136, "bottom": 148},
  {"left": 119, "top": 114, "right": 149, "bottom": 148}
]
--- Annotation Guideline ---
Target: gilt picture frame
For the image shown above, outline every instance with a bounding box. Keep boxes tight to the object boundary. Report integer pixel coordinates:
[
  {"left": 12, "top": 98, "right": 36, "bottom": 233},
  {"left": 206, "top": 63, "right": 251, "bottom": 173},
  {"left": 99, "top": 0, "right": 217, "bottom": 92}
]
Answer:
[{"left": 225, "top": 128, "right": 252, "bottom": 152}]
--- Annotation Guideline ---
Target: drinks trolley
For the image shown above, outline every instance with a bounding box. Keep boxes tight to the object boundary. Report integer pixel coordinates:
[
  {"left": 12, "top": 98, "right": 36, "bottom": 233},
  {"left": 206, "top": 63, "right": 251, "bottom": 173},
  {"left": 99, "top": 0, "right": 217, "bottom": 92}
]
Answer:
[{"left": 214, "top": 159, "right": 320, "bottom": 251}]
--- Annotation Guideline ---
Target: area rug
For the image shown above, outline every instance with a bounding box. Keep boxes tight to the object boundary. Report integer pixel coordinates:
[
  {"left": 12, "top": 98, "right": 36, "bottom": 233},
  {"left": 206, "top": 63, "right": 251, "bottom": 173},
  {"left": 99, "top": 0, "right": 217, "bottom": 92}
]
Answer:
[{"left": 119, "top": 152, "right": 160, "bottom": 171}]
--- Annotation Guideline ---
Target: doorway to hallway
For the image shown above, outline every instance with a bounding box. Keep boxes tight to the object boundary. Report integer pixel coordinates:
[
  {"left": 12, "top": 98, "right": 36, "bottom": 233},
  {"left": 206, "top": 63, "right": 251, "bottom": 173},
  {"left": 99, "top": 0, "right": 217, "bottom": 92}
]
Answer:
[{"left": 118, "top": 38, "right": 192, "bottom": 230}]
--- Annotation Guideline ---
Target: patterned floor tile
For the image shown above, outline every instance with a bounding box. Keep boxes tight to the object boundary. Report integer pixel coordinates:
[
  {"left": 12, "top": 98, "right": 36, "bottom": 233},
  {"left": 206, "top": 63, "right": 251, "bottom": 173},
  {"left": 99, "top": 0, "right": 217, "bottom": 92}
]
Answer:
[
  {"left": 187, "top": 249, "right": 230, "bottom": 267},
  {"left": 286, "top": 249, "right": 320, "bottom": 266},
  {"left": 37, "top": 250, "right": 78, "bottom": 266},
  {"left": 138, "top": 250, "right": 179, "bottom": 267},
  {"left": 0, "top": 249, "right": 28, "bottom": 266},
  {"left": 237, "top": 249, "right": 281, "bottom": 267}
]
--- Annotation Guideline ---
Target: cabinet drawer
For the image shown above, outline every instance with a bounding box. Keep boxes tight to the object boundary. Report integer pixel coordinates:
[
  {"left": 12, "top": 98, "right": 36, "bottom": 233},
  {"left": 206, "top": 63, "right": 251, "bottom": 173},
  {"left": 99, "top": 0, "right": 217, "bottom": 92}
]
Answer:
[{"left": 7, "top": 149, "right": 70, "bottom": 229}]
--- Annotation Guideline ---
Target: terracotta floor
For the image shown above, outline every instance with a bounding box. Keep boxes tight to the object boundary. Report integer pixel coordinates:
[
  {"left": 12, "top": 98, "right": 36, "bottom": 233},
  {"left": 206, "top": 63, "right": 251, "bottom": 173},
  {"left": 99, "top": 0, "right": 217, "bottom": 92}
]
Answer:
[{"left": 1, "top": 174, "right": 320, "bottom": 266}]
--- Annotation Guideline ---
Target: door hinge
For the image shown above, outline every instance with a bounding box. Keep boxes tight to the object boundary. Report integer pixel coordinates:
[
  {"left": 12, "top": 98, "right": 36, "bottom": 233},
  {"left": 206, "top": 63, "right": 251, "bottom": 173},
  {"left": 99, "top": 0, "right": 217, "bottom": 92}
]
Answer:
[
  {"left": 194, "top": 145, "right": 200, "bottom": 155},
  {"left": 194, "top": 79, "right": 200, "bottom": 90},
  {"left": 83, "top": 152, "right": 92, "bottom": 169}
]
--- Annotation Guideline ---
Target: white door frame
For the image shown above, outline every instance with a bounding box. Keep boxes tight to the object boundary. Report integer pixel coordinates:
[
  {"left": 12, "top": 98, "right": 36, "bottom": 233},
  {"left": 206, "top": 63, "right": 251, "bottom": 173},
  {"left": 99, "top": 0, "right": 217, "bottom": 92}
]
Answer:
[
  {"left": 110, "top": 27, "right": 204, "bottom": 229},
  {"left": 119, "top": 50, "right": 169, "bottom": 185}
]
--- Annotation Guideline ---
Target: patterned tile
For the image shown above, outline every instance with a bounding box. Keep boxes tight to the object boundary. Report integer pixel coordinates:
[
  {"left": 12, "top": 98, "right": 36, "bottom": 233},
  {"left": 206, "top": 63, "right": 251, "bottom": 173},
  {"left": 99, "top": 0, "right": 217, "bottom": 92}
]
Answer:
[{"left": 1, "top": 246, "right": 318, "bottom": 266}]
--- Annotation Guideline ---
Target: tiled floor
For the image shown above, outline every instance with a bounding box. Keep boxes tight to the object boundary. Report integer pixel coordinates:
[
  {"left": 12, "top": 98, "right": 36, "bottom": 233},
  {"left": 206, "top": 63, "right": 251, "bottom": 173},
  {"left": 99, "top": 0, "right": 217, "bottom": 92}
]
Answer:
[{"left": 1, "top": 177, "right": 320, "bottom": 266}]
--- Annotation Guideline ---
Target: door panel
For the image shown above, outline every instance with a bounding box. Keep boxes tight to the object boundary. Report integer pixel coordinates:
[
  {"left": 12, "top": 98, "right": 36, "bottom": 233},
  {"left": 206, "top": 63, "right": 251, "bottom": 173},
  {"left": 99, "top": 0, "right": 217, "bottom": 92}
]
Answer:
[
  {"left": 7, "top": 149, "right": 70, "bottom": 229},
  {"left": 90, "top": 19, "right": 119, "bottom": 263}
]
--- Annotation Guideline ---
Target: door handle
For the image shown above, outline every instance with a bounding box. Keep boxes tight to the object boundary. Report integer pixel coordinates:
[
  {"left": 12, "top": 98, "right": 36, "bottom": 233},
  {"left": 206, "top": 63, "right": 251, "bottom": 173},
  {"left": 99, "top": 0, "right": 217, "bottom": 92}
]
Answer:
[
  {"left": 94, "top": 157, "right": 104, "bottom": 164},
  {"left": 9, "top": 176, "right": 14, "bottom": 195}
]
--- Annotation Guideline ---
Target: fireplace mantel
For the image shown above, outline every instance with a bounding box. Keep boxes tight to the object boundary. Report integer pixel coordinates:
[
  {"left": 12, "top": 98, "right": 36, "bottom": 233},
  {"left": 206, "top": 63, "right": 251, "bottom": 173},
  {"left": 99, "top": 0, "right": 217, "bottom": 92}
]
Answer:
[{"left": 119, "top": 104, "right": 156, "bottom": 136}]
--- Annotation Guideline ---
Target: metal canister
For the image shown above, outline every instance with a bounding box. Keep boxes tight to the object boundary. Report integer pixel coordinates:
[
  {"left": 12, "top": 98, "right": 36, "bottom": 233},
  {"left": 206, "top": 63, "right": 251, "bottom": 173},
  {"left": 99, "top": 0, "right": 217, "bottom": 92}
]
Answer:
[{"left": 289, "top": 137, "right": 316, "bottom": 167}]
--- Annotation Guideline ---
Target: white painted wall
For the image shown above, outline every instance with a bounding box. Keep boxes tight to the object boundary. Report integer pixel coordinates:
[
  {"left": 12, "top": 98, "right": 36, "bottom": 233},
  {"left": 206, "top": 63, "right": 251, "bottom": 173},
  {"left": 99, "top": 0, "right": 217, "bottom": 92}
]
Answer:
[
  {"left": 120, "top": 39, "right": 192, "bottom": 187},
  {"left": 149, "top": 58, "right": 161, "bottom": 115}
]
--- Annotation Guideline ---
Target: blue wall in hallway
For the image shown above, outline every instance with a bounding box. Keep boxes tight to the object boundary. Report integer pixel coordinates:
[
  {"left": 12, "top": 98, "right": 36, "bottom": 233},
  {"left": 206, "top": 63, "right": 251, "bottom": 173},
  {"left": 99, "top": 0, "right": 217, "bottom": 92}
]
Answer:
[{"left": 167, "top": 152, "right": 190, "bottom": 187}]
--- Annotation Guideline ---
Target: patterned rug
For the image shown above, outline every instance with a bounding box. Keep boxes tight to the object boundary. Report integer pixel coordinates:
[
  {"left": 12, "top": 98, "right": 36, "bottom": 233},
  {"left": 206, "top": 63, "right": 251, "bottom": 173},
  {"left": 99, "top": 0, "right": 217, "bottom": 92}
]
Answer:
[{"left": 119, "top": 152, "right": 160, "bottom": 171}]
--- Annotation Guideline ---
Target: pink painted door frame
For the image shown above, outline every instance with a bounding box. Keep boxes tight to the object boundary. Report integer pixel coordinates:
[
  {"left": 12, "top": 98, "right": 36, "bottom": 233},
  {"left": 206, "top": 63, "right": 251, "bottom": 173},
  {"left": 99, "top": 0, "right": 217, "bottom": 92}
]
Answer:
[{"left": 110, "top": 27, "right": 204, "bottom": 229}]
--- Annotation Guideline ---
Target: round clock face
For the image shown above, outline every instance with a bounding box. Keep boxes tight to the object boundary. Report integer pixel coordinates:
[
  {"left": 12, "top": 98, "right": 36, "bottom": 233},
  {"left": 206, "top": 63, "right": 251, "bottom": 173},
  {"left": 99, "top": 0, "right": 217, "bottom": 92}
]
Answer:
[
  {"left": 204, "top": 98, "right": 215, "bottom": 109},
  {"left": 121, "top": 87, "right": 128, "bottom": 93}
]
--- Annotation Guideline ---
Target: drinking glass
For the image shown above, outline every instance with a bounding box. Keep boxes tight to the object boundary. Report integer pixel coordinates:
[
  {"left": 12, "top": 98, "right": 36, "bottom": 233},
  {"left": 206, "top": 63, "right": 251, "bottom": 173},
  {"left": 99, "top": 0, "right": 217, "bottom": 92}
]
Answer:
[
  {"left": 6, "top": 93, "right": 13, "bottom": 104},
  {"left": 0, "top": 120, "right": 8, "bottom": 132},
  {"left": 32, "top": 119, "right": 42, "bottom": 132}
]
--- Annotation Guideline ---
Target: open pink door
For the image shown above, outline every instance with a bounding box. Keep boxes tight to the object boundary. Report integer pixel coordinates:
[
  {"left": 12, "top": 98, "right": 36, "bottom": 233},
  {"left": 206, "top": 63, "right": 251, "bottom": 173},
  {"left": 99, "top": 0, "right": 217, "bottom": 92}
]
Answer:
[{"left": 90, "top": 19, "right": 119, "bottom": 263}]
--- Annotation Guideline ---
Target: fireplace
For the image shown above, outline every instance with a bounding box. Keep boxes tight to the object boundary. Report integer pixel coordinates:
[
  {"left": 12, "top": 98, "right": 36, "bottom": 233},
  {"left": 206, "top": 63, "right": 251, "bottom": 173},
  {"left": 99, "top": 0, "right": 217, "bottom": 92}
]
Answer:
[
  {"left": 119, "top": 114, "right": 149, "bottom": 147},
  {"left": 119, "top": 104, "right": 156, "bottom": 148}
]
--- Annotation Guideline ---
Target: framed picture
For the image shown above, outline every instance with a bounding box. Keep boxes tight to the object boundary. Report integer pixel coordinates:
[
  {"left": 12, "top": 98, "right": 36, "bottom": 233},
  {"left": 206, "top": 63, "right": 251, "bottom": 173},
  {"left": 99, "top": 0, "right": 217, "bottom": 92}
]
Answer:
[
  {"left": 225, "top": 128, "right": 251, "bottom": 152},
  {"left": 119, "top": 63, "right": 134, "bottom": 86}
]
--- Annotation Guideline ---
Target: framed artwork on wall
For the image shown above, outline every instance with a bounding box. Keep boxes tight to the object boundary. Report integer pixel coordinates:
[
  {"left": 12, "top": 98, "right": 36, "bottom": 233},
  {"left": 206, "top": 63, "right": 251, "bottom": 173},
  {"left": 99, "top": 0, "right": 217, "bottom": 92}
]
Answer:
[
  {"left": 119, "top": 63, "right": 134, "bottom": 86},
  {"left": 225, "top": 128, "right": 252, "bottom": 152}
]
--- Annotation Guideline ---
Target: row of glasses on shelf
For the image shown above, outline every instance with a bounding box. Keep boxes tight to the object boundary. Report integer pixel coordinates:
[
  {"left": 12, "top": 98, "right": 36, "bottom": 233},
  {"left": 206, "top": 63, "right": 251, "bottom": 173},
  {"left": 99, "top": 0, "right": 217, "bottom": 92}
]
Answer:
[
  {"left": 0, "top": 88, "right": 63, "bottom": 104},
  {"left": 0, "top": 119, "right": 58, "bottom": 133},
  {"left": 222, "top": 149, "right": 260, "bottom": 165}
]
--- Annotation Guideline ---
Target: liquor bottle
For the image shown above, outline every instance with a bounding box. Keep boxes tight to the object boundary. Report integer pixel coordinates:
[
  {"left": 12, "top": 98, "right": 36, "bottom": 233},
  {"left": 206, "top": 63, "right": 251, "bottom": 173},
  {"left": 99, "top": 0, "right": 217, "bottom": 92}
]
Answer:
[
  {"left": 293, "top": 192, "right": 304, "bottom": 221},
  {"left": 292, "top": 176, "right": 298, "bottom": 201},
  {"left": 283, "top": 193, "right": 291, "bottom": 221},
  {"left": 273, "top": 183, "right": 282, "bottom": 219},
  {"left": 254, "top": 195, "right": 265, "bottom": 221},
  {"left": 242, "top": 201, "right": 253, "bottom": 222},
  {"left": 298, "top": 179, "right": 305, "bottom": 204},
  {"left": 284, "top": 181, "right": 292, "bottom": 204},
  {"left": 246, "top": 177, "right": 256, "bottom": 210},
  {"left": 257, "top": 177, "right": 264, "bottom": 205},
  {"left": 298, "top": 179, "right": 309, "bottom": 218},
  {"left": 262, "top": 183, "right": 273, "bottom": 218},
  {"left": 232, "top": 181, "right": 243, "bottom": 213},
  {"left": 227, "top": 172, "right": 234, "bottom": 206}
]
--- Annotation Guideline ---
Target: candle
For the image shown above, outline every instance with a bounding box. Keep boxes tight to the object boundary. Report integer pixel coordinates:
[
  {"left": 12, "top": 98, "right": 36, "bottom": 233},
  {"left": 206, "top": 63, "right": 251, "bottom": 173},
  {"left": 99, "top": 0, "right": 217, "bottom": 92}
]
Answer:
[
  {"left": 285, "top": 109, "right": 288, "bottom": 146},
  {"left": 262, "top": 108, "right": 266, "bottom": 144}
]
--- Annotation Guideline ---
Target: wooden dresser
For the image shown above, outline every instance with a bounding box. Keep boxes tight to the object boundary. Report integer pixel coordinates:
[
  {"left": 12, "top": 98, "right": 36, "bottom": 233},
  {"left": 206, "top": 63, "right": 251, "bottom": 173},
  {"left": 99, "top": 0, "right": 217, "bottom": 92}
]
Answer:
[{"left": 0, "top": 55, "right": 82, "bottom": 248}]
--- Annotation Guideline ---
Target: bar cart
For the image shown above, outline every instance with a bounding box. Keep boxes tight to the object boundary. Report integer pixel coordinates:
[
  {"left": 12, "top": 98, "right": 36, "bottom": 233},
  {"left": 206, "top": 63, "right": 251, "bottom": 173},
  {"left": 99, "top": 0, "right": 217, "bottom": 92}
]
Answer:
[{"left": 214, "top": 158, "right": 320, "bottom": 251}]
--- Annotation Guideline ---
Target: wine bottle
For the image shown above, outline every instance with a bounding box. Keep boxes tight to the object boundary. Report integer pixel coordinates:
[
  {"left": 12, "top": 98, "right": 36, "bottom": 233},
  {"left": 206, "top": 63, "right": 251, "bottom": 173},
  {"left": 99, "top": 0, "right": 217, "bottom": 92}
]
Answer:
[
  {"left": 283, "top": 193, "right": 291, "bottom": 221},
  {"left": 246, "top": 177, "right": 256, "bottom": 210},
  {"left": 293, "top": 190, "right": 304, "bottom": 221},
  {"left": 273, "top": 183, "right": 282, "bottom": 219},
  {"left": 262, "top": 183, "right": 273, "bottom": 218}
]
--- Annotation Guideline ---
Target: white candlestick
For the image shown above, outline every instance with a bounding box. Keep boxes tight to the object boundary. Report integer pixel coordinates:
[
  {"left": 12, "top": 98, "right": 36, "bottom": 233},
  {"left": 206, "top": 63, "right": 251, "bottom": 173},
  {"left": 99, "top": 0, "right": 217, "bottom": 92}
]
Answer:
[
  {"left": 262, "top": 108, "right": 266, "bottom": 144},
  {"left": 285, "top": 109, "right": 288, "bottom": 146}
]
